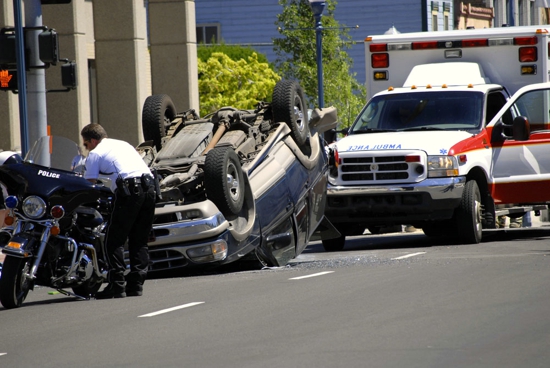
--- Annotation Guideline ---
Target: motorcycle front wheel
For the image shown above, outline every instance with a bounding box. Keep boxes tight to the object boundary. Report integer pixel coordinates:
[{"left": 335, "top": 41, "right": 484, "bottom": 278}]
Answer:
[{"left": 0, "top": 256, "right": 32, "bottom": 309}]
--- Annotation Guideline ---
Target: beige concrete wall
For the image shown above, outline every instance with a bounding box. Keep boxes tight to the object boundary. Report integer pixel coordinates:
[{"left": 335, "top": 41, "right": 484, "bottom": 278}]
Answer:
[
  {"left": 0, "top": 0, "right": 198, "bottom": 149},
  {"left": 0, "top": 0, "right": 21, "bottom": 152},
  {"left": 93, "top": 0, "right": 150, "bottom": 146},
  {"left": 149, "top": 0, "right": 199, "bottom": 112},
  {"left": 42, "top": 0, "right": 91, "bottom": 142}
]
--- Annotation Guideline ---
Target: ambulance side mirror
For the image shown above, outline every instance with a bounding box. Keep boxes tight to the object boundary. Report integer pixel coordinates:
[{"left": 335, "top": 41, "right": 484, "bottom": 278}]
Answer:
[{"left": 512, "top": 116, "right": 530, "bottom": 141}]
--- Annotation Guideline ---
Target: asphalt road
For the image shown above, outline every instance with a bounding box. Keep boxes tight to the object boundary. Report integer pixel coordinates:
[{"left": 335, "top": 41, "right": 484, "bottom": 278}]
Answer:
[{"left": 1, "top": 228, "right": 549, "bottom": 368}]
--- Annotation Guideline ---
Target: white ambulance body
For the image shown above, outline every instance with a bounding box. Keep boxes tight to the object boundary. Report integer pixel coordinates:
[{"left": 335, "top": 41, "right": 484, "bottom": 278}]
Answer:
[{"left": 324, "top": 26, "right": 550, "bottom": 250}]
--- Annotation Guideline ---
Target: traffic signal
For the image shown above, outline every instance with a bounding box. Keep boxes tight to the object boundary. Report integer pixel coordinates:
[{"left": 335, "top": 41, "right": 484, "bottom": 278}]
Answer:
[
  {"left": 0, "top": 29, "right": 16, "bottom": 66},
  {"left": 39, "top": 29, "right": 59, "bottom": 65},
  {"left": 0, "top": 69, "right": 18, "bottom": 91},
  {"left": 61, "top": 61, "right": 77, "bottom": 89}
]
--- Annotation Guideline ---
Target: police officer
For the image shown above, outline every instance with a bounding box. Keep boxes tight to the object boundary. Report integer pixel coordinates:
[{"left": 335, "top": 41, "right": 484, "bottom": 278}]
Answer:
[{"left": 81, "top": 123, "right": 155, "bottom": 299}]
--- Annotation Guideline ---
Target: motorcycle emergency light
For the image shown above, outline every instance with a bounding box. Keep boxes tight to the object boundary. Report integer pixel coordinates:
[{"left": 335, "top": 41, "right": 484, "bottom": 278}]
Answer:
[
  {"left": 50, "top": 225, "right": 60, "bottom": 236},
  {"left": 5, "top": 195, "right": 18, "bottom": 209},
  {"left": 50, "top": 205, "right": 64, "bottom": 219}
]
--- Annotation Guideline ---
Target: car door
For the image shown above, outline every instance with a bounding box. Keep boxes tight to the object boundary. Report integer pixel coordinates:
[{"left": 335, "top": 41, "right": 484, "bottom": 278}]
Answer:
[{"left": 488, "top": 83, "right": 550, "bottom": 204}]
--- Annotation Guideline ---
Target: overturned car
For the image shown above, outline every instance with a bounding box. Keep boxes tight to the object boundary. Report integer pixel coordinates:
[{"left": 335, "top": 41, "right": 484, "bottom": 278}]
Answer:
[{"left": 138, "top": 80, "right": 339, "bottom": 272}]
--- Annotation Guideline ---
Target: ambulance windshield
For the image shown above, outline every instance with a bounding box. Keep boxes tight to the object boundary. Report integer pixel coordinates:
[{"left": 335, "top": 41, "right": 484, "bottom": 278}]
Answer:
[{"left": 350, "top": 91, "right": 484, "bottom": 134}]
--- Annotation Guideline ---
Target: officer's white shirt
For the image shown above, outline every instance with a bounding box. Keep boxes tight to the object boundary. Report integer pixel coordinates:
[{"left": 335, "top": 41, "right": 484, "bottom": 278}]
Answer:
[{"left": 84, "top": 138, "right": 151, "bottom": 192}]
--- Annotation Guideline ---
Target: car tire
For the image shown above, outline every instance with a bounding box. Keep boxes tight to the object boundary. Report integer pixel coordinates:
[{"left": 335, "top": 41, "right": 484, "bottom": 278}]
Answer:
[
  {"left": 142, "top": 94, "right": 177, "bottom": 152},
  {"left": 455, "top": 180, "right": 483, "bottom": 244},
  {"left": 321, "top": 233, "right": 346, "bottom": 252},
  {"left": 204, "top": 146, "right": 245, "bottom": 216},
  {"left": 272, "top": 79, "right": 309, "bottom": 147}
]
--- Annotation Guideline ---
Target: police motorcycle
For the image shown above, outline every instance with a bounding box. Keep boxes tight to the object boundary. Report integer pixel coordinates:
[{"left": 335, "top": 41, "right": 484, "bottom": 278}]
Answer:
[{"left": 0, "top": 136, "right": 112, "bottom": 309}]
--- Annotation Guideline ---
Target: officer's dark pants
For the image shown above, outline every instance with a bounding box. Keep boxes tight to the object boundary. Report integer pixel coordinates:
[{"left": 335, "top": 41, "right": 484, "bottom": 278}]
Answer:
[{"left": 104, "top": 183, "right": 155, "bottom": 292}]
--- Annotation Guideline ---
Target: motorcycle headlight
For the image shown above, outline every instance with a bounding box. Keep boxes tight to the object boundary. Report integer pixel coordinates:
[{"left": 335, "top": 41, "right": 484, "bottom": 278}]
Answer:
[
  {"left": 22, "top": 195, "right": 47, "bottom": 219},
  {"left": 427, "top": 156, "right": 459, "bottom": 178}
]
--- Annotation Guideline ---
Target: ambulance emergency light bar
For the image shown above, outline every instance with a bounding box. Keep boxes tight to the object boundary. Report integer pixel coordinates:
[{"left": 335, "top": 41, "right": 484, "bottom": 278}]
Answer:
[{"left": 367, "top": 30, "right": 545, "bottom": 75}]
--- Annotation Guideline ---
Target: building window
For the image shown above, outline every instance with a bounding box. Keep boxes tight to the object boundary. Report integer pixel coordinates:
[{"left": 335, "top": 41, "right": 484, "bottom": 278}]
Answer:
[
  {"left": 443, "top": 2, "right": 450, "bottom": 30},
  {"left": 88, "top": 59, "right": 98, "bottom": 124},
  {"left": 519, "top": 0, "right": 525, "bottom": 25},
  {"left": 431, "top": 1, "right": 439, "bottom": 31},
  {"left": 196, "top": 24, "right": 220, "bottom": 44}
]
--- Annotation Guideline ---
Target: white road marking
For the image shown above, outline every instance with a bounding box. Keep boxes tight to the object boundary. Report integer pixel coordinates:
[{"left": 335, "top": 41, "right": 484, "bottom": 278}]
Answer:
[
  {"left": 289, "top": 271, "right": 334, "bottom": 280},
  {"left": 391, "top": 252, "right": 427, "bottom": 260},
  {"left": 138, "top": 302, "right": 205, "bottom": 318},
  {"left": 0, "top": 353, "right": 7, "bottom": 356}
]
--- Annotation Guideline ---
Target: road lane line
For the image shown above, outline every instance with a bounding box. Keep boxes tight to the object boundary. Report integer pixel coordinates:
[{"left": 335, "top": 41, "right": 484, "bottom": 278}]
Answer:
[
  {"left": 289, "top": 271, "right": 334, "bottom": 280},
  {"left": 0, "top": 353, "right": 7, "bottom": 356},
  {"left": 391, "top": 252, "right": 426, "bottom": 260},
  {"left": 138, "top": 302, "right": 205, "bottom": 318}
]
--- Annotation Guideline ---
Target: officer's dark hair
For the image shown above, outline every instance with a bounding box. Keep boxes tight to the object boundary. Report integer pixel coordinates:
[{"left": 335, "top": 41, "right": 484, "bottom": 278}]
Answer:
[{"left": 81, "top": 123, "right": 108, "bottom": 141}]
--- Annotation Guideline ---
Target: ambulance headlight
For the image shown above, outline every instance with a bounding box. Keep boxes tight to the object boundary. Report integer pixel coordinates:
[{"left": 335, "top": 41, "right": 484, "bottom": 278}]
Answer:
[{"left": 427, "top": 156, "right": 459, "bottom": 177}]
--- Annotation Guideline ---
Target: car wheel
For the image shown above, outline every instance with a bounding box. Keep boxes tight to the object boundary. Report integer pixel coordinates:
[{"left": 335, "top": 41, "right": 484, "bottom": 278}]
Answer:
[
  {"left": 204, "top": 146, "right": 245, "bottom": 216},
  {"left": 142, "top": 94, "right": 177, "bottom": 152},
  {"left": 321, "top": 233, "right": 346, "bottom": 252},
  {"left": 455, "top": 180, "right": 483, "bottom": 244},
  {"left": 272, "top": 80, "right": 309, "bottom": 147}
]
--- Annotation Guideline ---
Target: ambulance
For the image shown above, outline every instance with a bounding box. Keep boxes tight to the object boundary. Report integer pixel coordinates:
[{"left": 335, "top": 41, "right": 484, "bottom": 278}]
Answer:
[{"left": 324, "top": 26, "right": 550, "bottom": 250}]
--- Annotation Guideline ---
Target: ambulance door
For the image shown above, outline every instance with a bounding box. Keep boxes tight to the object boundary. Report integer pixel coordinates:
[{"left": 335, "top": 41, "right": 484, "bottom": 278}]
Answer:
[{"left": 488, "top": 85, "right": 550, "bottom": 204}]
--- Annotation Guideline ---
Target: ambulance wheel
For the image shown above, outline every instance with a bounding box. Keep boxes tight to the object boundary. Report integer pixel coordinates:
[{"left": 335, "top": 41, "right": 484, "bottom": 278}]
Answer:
[{"left": 455, "top": 180, "right": 483, "bottom": 244}]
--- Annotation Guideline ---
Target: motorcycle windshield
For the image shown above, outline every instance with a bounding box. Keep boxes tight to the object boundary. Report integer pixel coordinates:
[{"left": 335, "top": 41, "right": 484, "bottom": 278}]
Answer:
[
  {"left": 25, "top": 136, "right": 80, "bottom": 171},
  {"left": 0, "top": 136, "right": 110, "bottom": 214}
]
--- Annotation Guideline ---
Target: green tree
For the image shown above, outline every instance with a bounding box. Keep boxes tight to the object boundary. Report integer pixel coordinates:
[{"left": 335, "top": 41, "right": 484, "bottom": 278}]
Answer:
[
  {"left": 273, "top": 0, "right": 366, "bottom": 129},
  {"left": 198, "top": 52, "right": 281, "bottom": 116},
  {"left": 198, "top": 43, "right": 270, "bottom": 64}
]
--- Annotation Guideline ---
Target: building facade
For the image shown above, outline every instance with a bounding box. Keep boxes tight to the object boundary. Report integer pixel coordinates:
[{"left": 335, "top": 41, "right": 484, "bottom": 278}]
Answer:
[{"left": 0, "top": 0, "right": 198, "bottom": 152}]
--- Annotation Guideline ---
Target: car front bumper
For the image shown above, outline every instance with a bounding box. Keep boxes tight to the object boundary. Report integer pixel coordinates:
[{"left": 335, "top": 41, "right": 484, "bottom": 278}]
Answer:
[{"left": 147, "top": 200, "right": 231, "bottom": 271}]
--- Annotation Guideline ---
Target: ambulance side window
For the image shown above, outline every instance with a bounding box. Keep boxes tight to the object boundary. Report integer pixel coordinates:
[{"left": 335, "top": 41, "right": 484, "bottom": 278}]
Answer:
[
  {"left": 486, "top": 91, "right": 511, "bottom": 125},
  {"left": 513, "top": 89, "right": 550, "bottom": 133}
]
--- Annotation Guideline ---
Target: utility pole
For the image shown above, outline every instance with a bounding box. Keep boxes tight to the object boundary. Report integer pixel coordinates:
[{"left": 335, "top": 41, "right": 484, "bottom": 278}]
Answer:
[
  {"left": 12, "top": 0, "right": 29, "bottom": 155},
  {"left": 24, "top": 0, "right": 47, "bottom": 162}
]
